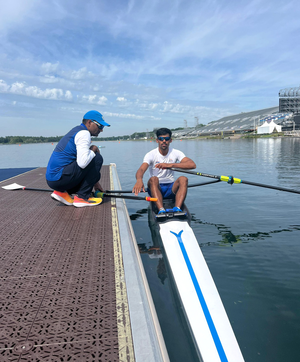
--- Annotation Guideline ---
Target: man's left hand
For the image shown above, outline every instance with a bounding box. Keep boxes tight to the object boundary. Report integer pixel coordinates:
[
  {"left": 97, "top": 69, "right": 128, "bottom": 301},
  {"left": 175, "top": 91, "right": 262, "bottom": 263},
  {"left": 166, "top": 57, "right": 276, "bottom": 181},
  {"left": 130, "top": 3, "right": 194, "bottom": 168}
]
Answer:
[
  {"left": 155, "top": 163, "right": 173, "bottom": 169},
  {"left": 94, "top": 181, "right": 104, "bottom": 192}
]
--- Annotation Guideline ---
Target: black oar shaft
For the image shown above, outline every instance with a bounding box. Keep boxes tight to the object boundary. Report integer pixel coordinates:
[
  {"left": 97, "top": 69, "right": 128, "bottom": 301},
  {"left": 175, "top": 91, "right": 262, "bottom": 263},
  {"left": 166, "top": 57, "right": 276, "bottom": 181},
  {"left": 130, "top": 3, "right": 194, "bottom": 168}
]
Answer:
[
  {"left": 171, "top": 167, "right": 300, "bottom": 195},
  {"left": 105, "top": 189, "right": 147, "bottom": 194},
  {"left": 24, "top": 187, "right": 53, "bottom": 192},
  {"left": 102, "top": 194, "right": 152, "bottom": 201},
  {"left": 188, "top": 180, "right": 221, "bottom": 188},
  {"left": 94, "top": 191, "right": 156, "bottom": 202},
  {"left": 105, "top": 181, "right": 220, "bottom": 193},
  {"left": 241, "top": 180, "right": 300, "bottom": 195}
]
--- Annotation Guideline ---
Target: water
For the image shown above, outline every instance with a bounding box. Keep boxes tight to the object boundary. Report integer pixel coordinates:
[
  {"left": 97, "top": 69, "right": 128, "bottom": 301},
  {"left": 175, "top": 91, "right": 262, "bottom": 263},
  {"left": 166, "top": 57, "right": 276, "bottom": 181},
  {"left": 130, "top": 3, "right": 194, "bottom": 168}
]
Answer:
[{"left": 1, "top": 138, "right": 300, "bottom": 362}]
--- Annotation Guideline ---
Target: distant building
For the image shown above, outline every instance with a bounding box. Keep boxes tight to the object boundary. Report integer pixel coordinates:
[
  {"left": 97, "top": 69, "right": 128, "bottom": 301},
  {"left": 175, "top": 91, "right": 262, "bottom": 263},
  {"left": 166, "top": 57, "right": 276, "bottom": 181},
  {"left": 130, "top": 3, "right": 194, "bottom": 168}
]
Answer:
[
  {"left": 279, "top": 87, "right": 300, "bottom": 114},
  {"left": 162, "top": 88, "right": 299, "bottom": 139}
]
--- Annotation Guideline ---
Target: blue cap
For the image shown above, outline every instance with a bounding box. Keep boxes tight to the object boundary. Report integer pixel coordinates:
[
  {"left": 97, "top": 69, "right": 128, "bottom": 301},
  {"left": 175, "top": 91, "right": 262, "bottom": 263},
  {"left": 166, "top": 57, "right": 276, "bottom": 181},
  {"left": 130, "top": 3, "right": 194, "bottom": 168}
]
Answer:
[{"left": 83, "top": 110, "right": 110, "bottom": 127}]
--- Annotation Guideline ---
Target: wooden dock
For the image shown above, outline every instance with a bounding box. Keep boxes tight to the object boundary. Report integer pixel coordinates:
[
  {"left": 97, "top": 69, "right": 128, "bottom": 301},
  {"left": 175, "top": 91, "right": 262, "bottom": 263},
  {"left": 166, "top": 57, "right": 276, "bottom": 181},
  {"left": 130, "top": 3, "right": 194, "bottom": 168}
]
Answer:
[{"left": 0, "top": 165, "right": 168, "bottom": 362}]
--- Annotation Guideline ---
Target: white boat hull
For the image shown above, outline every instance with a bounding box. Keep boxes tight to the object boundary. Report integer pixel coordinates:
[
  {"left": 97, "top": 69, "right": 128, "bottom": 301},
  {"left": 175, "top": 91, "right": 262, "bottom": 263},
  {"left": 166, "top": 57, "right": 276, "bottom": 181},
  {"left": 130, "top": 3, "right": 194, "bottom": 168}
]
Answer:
[{"left": 159, "top": 219, "right": 245, "bottom": 362}]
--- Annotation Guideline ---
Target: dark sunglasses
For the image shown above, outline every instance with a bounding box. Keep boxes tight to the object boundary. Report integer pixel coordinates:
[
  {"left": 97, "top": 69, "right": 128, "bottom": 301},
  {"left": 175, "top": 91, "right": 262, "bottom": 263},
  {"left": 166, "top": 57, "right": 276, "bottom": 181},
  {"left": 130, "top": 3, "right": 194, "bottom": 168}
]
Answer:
[
  {"left": 92, "top": 120, "right": 104, "bottom": 130},
  {"left": 157, "top": 136, "right": 171, "bottom": 141}
]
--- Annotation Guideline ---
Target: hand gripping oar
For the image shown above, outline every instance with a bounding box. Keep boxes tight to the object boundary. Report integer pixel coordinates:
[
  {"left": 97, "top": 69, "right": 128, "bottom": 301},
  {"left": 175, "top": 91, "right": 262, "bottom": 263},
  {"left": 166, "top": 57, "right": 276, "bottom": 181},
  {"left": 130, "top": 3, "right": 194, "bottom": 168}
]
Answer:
[
  {"left": 2, "top": 183, "right": 157, "bottom": 202},
  {"left": 171, "top": 168, "right": 300, "bottom": 195}
]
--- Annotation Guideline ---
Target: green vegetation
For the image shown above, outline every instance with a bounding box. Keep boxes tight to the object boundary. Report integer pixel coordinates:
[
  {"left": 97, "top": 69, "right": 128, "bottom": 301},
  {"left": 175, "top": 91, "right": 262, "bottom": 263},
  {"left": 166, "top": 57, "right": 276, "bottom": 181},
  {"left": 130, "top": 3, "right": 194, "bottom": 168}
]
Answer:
[
  {"left": 0, "top": 136, "right": 63, "bottom": 144},
  {"left": 241, "top": 132, "right": 284, "bottom": 139}
]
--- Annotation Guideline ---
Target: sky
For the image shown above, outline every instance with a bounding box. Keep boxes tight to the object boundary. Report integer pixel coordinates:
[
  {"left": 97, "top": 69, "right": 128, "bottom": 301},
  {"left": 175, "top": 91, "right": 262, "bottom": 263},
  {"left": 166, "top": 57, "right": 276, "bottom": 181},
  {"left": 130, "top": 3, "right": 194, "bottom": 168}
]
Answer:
[{"left": 1, "top": 0, "right": 300, "bottom": 137}]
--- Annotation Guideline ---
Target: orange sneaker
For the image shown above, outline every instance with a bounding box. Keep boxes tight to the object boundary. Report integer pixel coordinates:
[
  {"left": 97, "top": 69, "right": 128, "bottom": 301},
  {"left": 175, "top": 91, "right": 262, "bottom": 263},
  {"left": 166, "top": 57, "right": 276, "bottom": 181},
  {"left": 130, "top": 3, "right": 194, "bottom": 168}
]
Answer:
[
  {"left": 73, "top": 195, "right": 102, "bottom": 208},
  {"left": 51, "top": 191, "right": 73, "bottom": 206}
]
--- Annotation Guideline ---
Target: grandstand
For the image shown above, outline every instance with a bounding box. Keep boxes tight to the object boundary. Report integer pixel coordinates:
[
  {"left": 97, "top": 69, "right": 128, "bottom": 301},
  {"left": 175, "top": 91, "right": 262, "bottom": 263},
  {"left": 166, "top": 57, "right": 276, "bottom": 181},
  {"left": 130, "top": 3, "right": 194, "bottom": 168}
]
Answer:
[
  {"left": 279, "top": 86, "right": 300, "bottom": 113},
  {"left": 170, "top": 86, "right": 300, "bottom": 139},
  {"left": 172, "top": 107, "right": 295, "bottom": 138}
]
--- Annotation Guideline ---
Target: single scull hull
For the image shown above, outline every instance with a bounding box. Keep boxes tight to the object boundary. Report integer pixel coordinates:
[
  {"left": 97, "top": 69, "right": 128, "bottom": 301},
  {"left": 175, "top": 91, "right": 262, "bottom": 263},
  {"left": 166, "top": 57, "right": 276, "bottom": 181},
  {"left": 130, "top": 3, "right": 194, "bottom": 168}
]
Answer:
[{"left": 149, "top": 200, "right": 245, "bottom": 362}]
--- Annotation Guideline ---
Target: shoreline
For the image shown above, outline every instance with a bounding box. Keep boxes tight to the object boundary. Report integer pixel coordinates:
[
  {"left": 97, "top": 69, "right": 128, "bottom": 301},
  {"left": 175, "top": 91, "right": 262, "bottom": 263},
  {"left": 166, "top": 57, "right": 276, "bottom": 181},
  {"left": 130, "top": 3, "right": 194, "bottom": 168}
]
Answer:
[{"left": 2, "top": 132, "right": 300, "bottom": 145}]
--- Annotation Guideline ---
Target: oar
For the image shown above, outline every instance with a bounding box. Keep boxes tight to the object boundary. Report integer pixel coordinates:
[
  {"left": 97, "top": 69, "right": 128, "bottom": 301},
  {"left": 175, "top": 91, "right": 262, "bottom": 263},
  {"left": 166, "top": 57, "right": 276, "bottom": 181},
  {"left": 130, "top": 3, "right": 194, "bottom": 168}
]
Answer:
[
  {"left": 2, "top": 183, "right": 52, "bottom": 192},
  {"left": 2, "top": 183, "right": 157, "bottom": 202},
  {"left": 171, "top": 168, "right": 300, "bottom": 195},
  {"left": 188, "top": 180, "right": 221, "bottom": 188},
  {"left": 94, "top": 191, "right": 157, "bottom": 202},
  {"left": 105, "top": 180, "right": 220, "bottom": 194},
  {"left": 105, "top": 189, "right": 146, "bottom": 194}
]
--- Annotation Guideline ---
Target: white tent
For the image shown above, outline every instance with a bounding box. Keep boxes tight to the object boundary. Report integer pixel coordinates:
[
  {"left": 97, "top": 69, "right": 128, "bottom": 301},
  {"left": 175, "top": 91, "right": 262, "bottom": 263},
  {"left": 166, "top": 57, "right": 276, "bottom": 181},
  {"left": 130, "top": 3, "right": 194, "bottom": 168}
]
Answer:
[{"left": 257, "top": 120, "right": 282, "bottom": 134}]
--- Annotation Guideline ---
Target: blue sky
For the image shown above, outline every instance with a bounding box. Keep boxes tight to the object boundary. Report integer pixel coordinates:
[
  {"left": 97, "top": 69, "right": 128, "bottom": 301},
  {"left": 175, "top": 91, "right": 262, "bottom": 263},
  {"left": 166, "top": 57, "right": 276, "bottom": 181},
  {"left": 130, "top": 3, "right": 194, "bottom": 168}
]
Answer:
[{"left": 1, "top": 0, "right": 299, "bottom": 137}]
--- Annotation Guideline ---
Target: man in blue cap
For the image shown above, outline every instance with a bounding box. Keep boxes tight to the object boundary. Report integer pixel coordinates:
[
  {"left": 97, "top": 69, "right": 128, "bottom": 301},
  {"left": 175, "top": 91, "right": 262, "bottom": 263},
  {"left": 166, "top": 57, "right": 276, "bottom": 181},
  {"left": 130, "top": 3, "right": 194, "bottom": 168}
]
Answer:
[{"left": 46, "top": 110, "right": 110, "bottom": 207}]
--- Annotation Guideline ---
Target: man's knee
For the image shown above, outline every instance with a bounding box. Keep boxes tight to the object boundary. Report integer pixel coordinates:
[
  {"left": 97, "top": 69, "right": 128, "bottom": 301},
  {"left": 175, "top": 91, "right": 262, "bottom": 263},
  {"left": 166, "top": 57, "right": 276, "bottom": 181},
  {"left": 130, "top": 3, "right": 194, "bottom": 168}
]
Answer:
[
  {"left": 94, "top": 153, "right": 103, "bottom": 171},
  {"left": 148, "top": 176, "right": 159, "bottom": 188},
  {"left": 178, "top": 176, "right": 188, "bottom": 187}
]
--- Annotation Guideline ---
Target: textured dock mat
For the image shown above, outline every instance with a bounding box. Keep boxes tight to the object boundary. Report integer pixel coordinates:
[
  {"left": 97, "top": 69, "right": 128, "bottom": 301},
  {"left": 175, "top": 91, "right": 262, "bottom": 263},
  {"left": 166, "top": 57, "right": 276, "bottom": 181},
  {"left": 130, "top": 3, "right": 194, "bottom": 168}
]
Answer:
[{"left": 0, "top": 167, "right": 133, "bottom": 361}]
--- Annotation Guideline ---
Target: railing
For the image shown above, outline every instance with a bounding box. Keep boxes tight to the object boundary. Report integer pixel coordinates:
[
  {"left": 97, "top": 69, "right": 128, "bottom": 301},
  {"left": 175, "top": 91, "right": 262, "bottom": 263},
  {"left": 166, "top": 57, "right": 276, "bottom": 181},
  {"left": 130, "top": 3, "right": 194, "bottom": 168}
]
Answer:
[{"left": 284, "top": 131, "right": 300, "bottom": 137}]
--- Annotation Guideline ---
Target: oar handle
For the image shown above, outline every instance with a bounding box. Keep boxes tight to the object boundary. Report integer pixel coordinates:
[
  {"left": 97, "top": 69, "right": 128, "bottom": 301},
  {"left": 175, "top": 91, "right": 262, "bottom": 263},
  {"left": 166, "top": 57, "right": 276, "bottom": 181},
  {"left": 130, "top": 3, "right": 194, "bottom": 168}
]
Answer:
[{"left": 146, "top": 197, "right": 158, "bottom": 202}]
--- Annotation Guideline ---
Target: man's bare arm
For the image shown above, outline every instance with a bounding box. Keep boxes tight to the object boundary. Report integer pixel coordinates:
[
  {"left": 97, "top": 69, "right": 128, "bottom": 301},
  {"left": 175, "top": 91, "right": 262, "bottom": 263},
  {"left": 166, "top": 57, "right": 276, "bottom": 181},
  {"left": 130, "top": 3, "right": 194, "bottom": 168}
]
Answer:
[
  {"left": 132, "top": 163, "right": 149, "bottom": 195},
  {"left": 155, "top": 157, "right": 196, "bottom": 170}
]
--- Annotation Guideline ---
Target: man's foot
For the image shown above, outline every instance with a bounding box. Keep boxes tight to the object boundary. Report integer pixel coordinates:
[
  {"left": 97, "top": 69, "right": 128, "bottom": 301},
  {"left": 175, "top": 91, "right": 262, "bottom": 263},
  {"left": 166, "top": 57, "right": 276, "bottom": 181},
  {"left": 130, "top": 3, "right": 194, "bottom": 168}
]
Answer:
[
  {"left": 158, "top": 209, "right": 166, "bottom": 215},
  {"left": 51, "top": 191, "right": 73, "bottom": 206},
  {"left": 173, "top": 206, "right": 182, "bottom": 212},
  {"left": 73, "top": 195, "right": 102, "bottom": 208}
]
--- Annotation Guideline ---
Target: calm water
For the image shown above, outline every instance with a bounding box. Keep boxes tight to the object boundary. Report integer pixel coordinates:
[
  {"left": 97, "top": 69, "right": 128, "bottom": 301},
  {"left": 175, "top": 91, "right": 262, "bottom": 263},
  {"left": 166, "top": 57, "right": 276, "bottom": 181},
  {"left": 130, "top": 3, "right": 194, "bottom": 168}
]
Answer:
[{"left": 1, "top": 138, "right": 300, "bottom": 362}]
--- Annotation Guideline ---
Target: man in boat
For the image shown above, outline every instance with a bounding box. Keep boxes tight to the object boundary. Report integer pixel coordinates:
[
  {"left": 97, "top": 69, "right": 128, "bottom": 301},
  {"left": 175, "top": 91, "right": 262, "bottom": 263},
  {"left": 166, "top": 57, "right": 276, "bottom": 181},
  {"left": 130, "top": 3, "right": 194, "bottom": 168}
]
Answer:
[
  {"left": 45, "top": 110, "right": 110, "bottom": 208},
  {"left": 132, "top": 128, "right": 196, "bottom": 214}
]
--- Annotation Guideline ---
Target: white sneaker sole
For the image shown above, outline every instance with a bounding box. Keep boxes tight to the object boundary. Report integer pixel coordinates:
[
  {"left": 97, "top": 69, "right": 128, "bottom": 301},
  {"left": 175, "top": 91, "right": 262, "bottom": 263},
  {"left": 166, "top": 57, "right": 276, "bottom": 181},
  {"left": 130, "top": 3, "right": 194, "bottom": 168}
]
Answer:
[
  {"left": 51, "top": 192, "right": 73, "bottom": 206},
  {"left": 73, "top": 201, "right": 101, "bottom": 208},
  {"left": 73, "top": 197, "right": 102, "bottom": 208}
]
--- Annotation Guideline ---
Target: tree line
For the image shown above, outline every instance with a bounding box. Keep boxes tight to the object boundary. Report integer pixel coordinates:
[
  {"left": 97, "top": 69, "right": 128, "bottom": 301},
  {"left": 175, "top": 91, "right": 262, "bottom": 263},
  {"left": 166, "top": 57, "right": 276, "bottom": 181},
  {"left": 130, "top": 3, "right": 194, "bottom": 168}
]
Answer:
[
  {"left": 0, "top": 136, "right": 63, "bottom": 144},
  {"left": 0, "top": 127, "right": 186, "bottom": 144}
]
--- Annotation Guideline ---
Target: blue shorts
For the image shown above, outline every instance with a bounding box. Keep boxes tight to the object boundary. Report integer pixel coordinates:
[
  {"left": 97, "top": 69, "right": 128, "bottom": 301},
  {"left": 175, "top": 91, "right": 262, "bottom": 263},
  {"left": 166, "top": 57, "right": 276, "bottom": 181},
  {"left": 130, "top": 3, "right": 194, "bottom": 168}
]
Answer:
[{"left": 148, "top": 182, "right": 175, "bottom": 199}]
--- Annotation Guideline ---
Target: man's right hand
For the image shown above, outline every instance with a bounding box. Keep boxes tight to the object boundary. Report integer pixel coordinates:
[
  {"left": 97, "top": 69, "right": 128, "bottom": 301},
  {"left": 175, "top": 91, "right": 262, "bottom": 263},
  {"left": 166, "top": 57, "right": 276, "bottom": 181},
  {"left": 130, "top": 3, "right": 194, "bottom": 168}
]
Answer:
[
  {"left": 90, "top": 145, "right": 99, "bottom": 153},
  {"left": 132, "top": 180, "right": 145, "bottom": 195}
]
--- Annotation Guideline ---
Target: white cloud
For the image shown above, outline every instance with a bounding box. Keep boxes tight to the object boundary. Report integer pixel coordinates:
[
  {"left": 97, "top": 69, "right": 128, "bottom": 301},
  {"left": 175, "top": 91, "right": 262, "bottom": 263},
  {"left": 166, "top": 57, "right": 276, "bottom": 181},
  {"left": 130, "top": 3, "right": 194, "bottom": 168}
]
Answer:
[
  {"left": 65, "top": 90, "right": 73, "bottom": 100},
  {"left": 41, "top": 62, "right": 59, "bottom": 74},
  {"left": 0, "top": 80, "right": 10, "bottom": 92},
  {"left": 0, "top": 79, "right": 73, "bottom": 101},
  {"left": 39, "top": 75, "right": 58, "bottom": 84},
  {"left": 104, "top": 111, "right": 161, "bottom": 121},
  {"left": 117, "top": 97, "right": 127, "bottom": 102},
  {"left": 81, "top": 94, "right": 108, "bottom": 105},
  {"left": 70, "top": 67, "right": 93, "bottom": 80}
]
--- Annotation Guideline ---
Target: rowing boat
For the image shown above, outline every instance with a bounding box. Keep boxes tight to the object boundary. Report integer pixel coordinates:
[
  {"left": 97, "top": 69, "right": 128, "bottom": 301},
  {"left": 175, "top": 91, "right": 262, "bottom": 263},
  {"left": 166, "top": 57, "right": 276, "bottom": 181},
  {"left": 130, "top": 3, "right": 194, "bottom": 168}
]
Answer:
[{"left": 148, "top": 199, "right": 245, "bottom": 362}]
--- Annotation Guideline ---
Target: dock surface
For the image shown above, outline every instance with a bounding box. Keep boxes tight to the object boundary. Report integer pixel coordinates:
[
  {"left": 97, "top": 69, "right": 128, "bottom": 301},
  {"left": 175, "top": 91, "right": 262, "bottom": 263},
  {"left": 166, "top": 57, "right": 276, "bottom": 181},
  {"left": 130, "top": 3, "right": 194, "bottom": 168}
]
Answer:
[{"left": 0, "top": 166, "right": 168, "bottom": 361}]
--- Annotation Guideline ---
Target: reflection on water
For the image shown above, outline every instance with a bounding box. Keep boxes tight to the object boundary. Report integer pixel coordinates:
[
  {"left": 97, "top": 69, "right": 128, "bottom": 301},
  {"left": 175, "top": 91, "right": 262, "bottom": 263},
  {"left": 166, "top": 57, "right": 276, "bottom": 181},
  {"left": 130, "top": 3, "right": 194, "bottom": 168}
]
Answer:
[
  {"left": 129, "top": 208, "right": 148, "bottom": 220},
  {"left": 138, "top": 244, "right": 167, "bottom": 284},
  {"left": 2, "top": 138, "right": 300, "bottom": 362},
  {"left": 191, "top": 213, "right": 300, "bottom": 246}
]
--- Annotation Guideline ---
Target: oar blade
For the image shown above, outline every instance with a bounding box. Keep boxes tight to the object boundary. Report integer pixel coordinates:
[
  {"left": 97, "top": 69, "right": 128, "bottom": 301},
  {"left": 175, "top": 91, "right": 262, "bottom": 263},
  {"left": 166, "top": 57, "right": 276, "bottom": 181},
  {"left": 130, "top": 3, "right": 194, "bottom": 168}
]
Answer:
[{"left": 2, "top": 183, "right": 25, "bottom": 190}]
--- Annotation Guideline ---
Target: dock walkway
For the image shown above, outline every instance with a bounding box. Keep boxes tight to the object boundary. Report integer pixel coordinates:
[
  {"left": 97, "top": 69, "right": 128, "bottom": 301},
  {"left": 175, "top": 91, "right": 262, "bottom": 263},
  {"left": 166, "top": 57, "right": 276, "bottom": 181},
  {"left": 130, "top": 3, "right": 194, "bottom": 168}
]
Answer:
[{"left": 0, "top": 165, "right": 168, "bottom": 361}]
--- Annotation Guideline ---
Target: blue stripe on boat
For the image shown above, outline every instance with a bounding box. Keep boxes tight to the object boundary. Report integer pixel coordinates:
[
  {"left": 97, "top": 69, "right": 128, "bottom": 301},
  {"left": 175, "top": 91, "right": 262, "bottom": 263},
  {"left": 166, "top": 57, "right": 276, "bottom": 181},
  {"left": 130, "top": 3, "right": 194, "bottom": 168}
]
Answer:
[{"left": 170, "top": 230, "right": 228, "bottom": 362}]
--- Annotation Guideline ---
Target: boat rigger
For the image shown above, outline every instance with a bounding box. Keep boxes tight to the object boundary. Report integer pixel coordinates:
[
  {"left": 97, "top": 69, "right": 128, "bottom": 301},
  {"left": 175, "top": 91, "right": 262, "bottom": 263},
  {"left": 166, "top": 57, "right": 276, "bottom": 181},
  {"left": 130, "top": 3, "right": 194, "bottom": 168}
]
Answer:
[{"left": 150, "top": 201, "right": 245, "bottom": 362}]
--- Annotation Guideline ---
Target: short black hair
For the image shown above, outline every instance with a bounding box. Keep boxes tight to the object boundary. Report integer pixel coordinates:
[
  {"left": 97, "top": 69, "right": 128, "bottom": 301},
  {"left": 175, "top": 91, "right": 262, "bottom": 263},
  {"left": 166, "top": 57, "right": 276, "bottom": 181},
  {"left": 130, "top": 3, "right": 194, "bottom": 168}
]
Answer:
[{"left": 156, "top": 128, "right": 172, "bottom": 138}]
